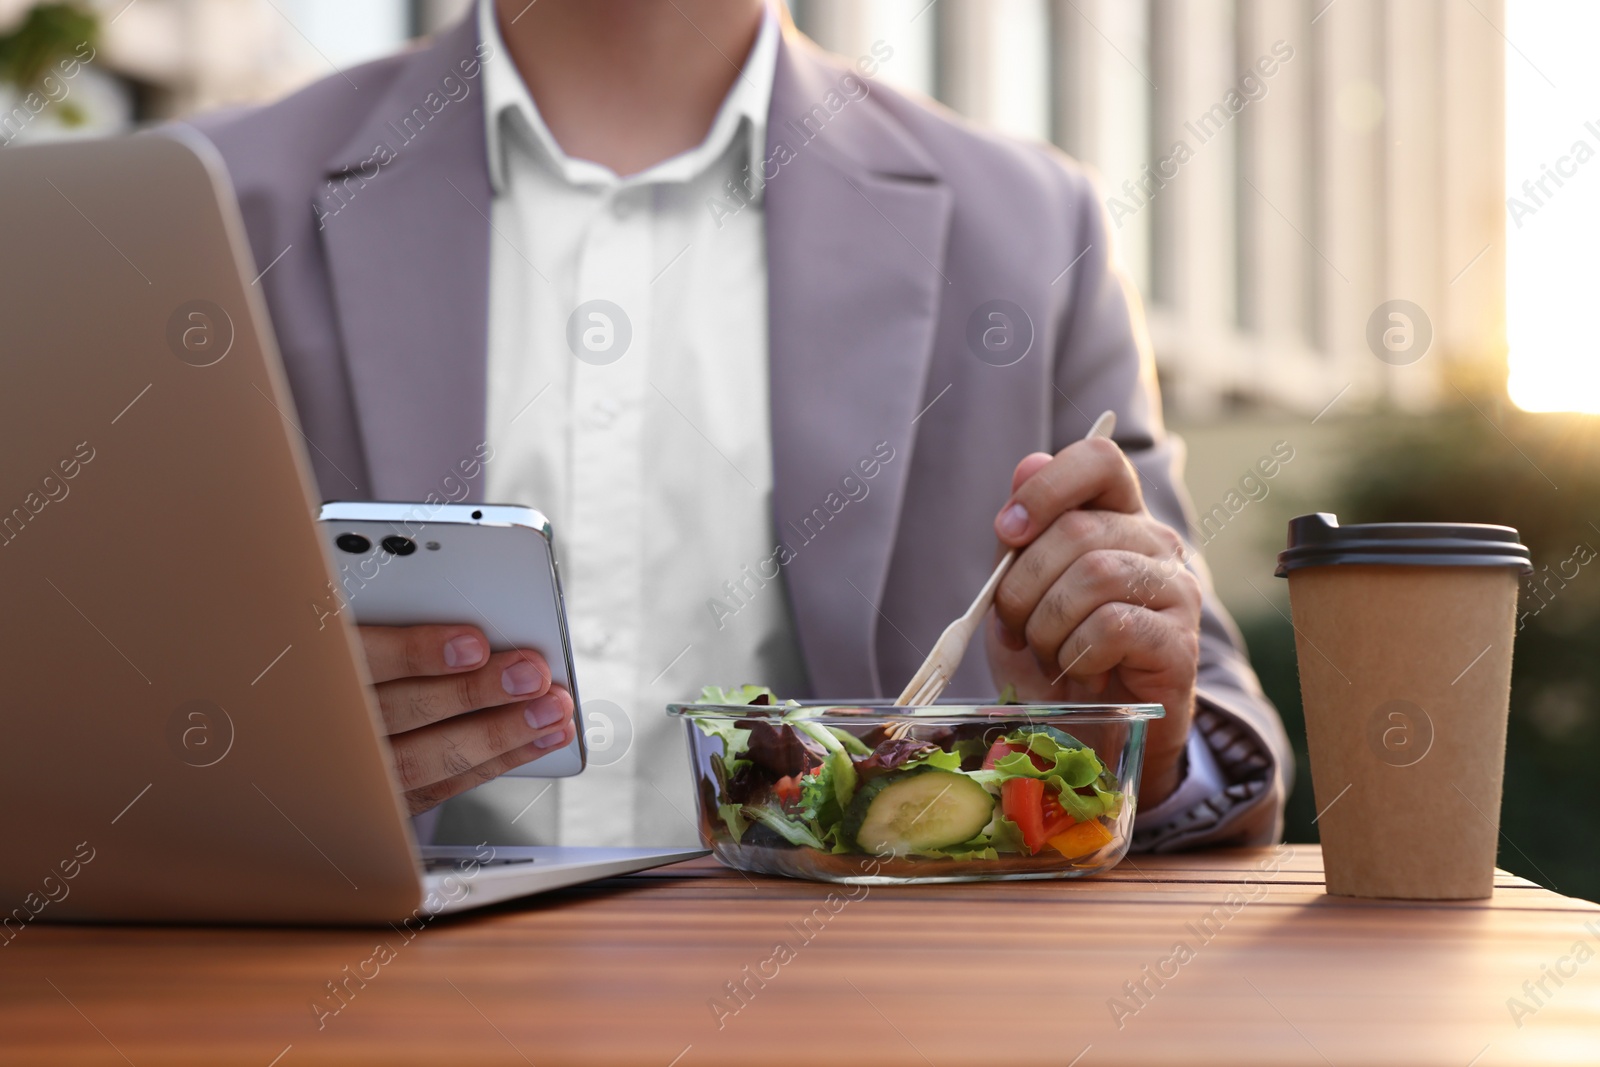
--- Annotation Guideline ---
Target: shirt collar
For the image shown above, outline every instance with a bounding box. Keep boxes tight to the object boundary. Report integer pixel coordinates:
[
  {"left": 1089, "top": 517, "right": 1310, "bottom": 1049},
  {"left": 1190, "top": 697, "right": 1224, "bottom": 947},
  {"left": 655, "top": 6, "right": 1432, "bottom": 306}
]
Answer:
[{"left": 477, "top": 0, "right": 778, "bottom": 197}]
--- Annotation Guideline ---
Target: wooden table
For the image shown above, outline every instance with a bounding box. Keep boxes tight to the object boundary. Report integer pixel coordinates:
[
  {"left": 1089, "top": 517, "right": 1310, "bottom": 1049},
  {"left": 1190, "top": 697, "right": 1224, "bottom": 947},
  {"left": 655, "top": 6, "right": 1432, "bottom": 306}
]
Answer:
[{"left": 3, "top": 845, "right": 1598, "bottom": 1066}]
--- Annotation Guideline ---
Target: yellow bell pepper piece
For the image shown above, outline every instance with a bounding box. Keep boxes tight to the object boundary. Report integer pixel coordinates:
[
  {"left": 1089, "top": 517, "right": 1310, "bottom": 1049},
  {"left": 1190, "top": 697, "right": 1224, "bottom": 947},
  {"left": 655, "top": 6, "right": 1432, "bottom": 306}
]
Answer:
[{"left": 1047, "top": 819, "right": 1115, "bottom": 859}]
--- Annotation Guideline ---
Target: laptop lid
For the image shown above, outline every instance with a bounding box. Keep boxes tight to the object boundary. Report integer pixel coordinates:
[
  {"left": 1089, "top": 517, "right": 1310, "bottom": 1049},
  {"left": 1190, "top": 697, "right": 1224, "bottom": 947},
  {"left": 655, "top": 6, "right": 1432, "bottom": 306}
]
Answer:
[{"left": 0, "top": 131, "right": 426, "bottom": 924}]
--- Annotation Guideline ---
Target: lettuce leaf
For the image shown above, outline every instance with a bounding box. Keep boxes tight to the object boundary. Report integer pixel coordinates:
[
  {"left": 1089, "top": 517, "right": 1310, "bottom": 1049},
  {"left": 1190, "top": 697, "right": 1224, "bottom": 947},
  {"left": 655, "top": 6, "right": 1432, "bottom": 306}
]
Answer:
[
  {"left": 931, "top": 815, "right": 1027, "bottom": 857},
  {"left": 694, "top": 717, "right": 751, "bottom": 756},
  {"left": 742, "top": 802, "right": 826, "bottom": 850},
  {"left": 857, "top": 739, "right": 937, "bottom": 775},
  {"left": 799, "top": 765, "right": 842, "bottom": 830},
  {"left": 986, "top": 814, "right": 1029, "bottom": 854},
  {"left": 987, "top": 729, "right": 1105, "bottom": 788},
  {"left": 785, "top": 715, "right": 841, "bottom": 753},
  {"left": 953, "top": 736, "right": 992, "bottom": 765},
  {"left": 1004, "top": 724, "right": 1087, "bottom": 751},
  {"left": 709, "top": 751, "right": 756, "bottom": 798},
  {"left": 717, "top": 803, "right": 750, "bottom": 842},
  {"left": 827, "top": 748, "right": 857, "bottom": 809},
  {"left": 987, "top": 747, "right": 1102, "bottom": 789},
  {"left": 1091, "top": 782, "right": 1124, "bottom": 820},
  {"left": 828, "top": 726, "right": 872, "bottom": 755},
  {"left": 740, "top": 721, "right": 819, "bottom": 778},
  {"left": 698, "top": 684, "right": 785, "bottom": 706},
  {"left": 1052, "top": 782, "right": 1113, "bottom": 822},
  {"left": 902, "top": 748, "right": 963, "bottom": 773},
  {"left": 965, "top": 727, "right": 1124, "bottom": 823}
]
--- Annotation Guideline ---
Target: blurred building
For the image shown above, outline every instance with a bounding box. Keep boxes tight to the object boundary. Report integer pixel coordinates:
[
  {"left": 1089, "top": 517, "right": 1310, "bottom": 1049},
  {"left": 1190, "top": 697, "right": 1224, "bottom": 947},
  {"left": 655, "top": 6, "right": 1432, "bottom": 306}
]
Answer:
[
  {"left": 797, "top": 0, "right": 1506, "bottom": 422},
  {"left": 8, "top": 0, "right": 1504, "bottom": 424}
]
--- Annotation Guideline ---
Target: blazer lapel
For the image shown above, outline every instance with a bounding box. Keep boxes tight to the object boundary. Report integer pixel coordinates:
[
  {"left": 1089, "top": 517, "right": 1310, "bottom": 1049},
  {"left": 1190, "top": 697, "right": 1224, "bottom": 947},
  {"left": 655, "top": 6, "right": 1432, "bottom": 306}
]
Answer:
[
  {"left": 313, "top": 21, "right": 950, "bottom": 695},
  {"left": 765, "top": 33, "right": 953, "bottom": 698},
  {"left": 318, "top": 16, "right": 492, "bottom": 501}
]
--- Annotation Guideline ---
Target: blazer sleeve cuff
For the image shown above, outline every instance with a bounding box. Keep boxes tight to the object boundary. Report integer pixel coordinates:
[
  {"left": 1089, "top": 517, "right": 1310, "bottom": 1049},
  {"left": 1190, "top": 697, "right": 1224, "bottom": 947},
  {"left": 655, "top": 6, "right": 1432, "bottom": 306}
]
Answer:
[
  {"left": 1132, "top": 726, "right": 1223, "bottom": 829},
  {"left": 1128, "top": 689, "right": 1284, "bottom": 853}
]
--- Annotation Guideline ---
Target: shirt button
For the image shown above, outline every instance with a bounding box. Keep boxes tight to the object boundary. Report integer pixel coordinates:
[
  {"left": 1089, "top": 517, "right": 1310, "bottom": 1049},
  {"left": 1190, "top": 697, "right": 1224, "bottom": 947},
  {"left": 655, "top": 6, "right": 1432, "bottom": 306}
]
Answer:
[{"left": 610, "top": 192, "right": 635, "bottom": 220}]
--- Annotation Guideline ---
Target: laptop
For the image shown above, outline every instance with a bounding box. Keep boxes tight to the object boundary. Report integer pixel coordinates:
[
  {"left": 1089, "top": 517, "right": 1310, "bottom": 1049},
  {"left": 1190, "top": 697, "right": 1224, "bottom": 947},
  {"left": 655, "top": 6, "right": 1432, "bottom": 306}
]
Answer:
[{"left": 0, "top": 130, "right": 705, "bottom": 925}]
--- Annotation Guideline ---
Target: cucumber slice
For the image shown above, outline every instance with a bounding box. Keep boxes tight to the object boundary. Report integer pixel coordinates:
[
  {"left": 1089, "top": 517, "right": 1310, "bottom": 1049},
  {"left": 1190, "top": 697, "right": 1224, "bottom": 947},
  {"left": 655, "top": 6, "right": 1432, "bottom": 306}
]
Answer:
[{"left": 845, "top": 768, "right": 995, "bottom": 856}]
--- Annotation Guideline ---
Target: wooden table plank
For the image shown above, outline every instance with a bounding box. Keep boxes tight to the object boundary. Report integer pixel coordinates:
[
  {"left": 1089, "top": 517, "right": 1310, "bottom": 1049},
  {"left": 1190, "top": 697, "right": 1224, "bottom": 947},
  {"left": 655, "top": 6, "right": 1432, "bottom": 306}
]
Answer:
[{"left": 2, "top": 845, "right": 1596, "bottom": 1066}]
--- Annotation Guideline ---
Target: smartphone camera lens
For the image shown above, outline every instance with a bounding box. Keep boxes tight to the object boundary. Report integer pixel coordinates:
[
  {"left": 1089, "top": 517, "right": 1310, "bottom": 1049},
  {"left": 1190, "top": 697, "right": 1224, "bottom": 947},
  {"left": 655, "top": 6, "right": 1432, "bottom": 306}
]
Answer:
[
  {"left": 380, "top": 535, "right": 417, "bottom": 556},
  {"left": 335, "top": 533, "right": 371, "bottom": 554}
]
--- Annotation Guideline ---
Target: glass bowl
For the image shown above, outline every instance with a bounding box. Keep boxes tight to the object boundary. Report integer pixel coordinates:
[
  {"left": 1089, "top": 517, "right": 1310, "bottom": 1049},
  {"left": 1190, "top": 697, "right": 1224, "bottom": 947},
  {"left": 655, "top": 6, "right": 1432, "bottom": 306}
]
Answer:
[{"left": 667, "top": 701, "right": 1164, "bottom": 884}]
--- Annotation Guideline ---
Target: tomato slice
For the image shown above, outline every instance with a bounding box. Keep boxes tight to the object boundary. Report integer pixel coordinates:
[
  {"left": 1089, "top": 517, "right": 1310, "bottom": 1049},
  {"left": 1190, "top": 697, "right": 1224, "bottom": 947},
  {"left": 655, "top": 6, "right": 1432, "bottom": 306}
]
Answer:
[
  {"left": 982, "top": 740, "right": 1018, "bottom": 770},
  {"left": 1001, "top": 777, "right": 1047, "bottom": 853},
  {"left": 982, "top": 740, "right": 1052, "bottom": 772},
  {"left": 773, "top": 775, "right": 804, "bottom": 806},
  {"left": 1001, "top": 777, "right": 1077, "bottom": 852},
  {"left": 1040, "top": 789, "right": 1076, "bottom": 840}
]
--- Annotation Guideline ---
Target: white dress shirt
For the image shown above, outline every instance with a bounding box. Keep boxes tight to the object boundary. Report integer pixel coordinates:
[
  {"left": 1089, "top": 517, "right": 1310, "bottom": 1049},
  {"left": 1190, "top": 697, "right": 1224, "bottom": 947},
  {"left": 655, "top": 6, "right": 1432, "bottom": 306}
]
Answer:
[
  {"left": 471, "top": 0, "right": 807, "bottom": 847},
  {"left": 450, "top": 0, "right": 1218, "bottom": 850}
]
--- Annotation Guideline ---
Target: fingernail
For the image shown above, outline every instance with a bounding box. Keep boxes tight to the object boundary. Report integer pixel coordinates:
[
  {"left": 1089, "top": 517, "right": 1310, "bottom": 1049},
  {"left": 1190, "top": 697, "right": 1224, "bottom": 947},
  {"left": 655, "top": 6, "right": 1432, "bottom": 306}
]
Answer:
[
  {"left": 525, "top": 697, "right": 566, "bottom": 730},
  {"left": 535, "top": 727, "right": 569, "bottom": 749},
  {"left": 443, "top": 634, "right": 484, "bottom": 668},
  {"left": 997, "top": 503, "right": 1029, "bottom": 539},
  {"left": 502, "top": 660, "right": 544, "bottom": 696}
]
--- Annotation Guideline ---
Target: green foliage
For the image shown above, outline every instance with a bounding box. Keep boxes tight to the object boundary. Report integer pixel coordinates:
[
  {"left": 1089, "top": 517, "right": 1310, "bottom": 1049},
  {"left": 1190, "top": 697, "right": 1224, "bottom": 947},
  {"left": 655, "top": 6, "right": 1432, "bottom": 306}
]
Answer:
[
  {"left": 1240, "top": 407, "right": 1600, "bottom": 902},
  {"left": 0, "top": 4, "right": 97, "bottom": 126},
  {"left": 1337, "top": 407, "right": 1600, "bottom": 582}
]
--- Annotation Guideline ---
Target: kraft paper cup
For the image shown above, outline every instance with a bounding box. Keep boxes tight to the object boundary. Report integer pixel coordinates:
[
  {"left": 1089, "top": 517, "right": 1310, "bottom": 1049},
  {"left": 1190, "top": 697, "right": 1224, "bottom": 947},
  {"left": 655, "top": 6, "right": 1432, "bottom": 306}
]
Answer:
[{"left": 1276, "top": 513, "right": 1532, "bottom": 900}]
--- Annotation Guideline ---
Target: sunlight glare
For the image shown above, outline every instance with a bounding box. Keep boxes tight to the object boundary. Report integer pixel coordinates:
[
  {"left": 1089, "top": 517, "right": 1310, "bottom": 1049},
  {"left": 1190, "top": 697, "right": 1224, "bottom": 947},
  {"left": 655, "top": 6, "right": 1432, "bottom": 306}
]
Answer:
[{"left": 1505, "top": 0, "right": 1600, "bottom": 413}]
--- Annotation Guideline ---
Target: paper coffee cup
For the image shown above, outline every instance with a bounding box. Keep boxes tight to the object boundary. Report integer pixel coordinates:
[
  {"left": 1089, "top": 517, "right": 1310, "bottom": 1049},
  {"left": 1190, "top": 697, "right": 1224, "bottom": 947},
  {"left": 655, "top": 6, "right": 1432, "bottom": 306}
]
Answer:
[{"left": 1276, "top": 513, "right": 1532, "bottom": 900}]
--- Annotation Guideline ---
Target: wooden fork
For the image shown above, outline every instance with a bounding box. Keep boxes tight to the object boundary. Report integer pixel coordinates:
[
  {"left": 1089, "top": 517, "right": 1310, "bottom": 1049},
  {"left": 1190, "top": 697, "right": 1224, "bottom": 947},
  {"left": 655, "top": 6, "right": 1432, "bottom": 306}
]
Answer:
[{"left": 890, "top": 409, "right": 1118, "bottom": 718}]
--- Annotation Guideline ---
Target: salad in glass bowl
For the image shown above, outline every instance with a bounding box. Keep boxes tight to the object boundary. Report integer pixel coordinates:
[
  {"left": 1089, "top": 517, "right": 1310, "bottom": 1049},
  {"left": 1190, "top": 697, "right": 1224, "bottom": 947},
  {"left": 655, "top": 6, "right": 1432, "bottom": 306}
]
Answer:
[{"left": 668, "top": 687, "right": 1163, "bottom": 884}]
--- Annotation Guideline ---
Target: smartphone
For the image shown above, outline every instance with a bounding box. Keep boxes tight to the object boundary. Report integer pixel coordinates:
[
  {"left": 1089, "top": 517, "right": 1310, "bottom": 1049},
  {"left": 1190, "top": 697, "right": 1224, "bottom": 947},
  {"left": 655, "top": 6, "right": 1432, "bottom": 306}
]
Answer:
[{"left": 316, "top": 501, "right": 585, "bottom": 777}]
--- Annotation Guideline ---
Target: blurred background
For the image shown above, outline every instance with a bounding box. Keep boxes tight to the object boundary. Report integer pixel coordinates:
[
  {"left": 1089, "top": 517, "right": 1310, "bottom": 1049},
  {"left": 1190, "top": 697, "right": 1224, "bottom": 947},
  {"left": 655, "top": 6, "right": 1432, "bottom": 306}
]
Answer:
[{"left": 3, "top": 0, "right": 1595, "bottom": 897}]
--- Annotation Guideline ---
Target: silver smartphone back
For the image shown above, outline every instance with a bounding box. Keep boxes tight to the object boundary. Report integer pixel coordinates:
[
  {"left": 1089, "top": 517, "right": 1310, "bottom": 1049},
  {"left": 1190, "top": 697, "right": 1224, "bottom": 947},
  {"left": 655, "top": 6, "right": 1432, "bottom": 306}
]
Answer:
[{"left": 317, "top": 502, "right": 587, "bottom": 777}]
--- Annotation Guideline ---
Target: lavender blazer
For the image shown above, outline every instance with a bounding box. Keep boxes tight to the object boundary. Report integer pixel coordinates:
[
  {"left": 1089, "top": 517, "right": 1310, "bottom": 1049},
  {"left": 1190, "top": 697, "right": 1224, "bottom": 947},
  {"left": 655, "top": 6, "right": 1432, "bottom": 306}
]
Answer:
[{"left": 188, "top": 16, "right": 1292, "bottom": 849}]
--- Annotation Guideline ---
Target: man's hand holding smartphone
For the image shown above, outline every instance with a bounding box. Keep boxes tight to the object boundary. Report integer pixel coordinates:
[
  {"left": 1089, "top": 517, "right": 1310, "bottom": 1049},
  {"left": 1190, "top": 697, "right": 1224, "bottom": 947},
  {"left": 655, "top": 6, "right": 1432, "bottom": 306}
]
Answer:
[{"left": 357, "top": 623, "right": 577, "bottom": 815}]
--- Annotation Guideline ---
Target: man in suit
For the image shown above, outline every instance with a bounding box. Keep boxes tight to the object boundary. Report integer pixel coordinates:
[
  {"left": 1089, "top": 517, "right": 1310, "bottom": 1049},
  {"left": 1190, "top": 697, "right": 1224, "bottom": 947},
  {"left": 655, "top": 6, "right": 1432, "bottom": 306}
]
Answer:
[{"left": 189, "top": 0, "right": 1292, "bottom": 851}]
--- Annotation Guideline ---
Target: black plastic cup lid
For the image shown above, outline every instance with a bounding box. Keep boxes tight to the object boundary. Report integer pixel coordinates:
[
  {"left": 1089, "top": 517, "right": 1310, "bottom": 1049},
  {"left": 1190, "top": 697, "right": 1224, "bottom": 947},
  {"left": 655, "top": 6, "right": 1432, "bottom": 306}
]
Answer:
[{"left": 1275, "top": 513, "right": 1533, "bottom": 577}]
